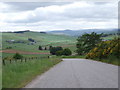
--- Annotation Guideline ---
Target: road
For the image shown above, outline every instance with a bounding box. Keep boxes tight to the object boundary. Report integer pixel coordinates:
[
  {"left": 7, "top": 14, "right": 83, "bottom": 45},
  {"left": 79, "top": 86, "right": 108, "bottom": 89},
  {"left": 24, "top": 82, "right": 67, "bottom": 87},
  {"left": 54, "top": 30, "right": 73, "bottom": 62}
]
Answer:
[{"left": 25, "top": 59, "right": 118, "bottom": 88}]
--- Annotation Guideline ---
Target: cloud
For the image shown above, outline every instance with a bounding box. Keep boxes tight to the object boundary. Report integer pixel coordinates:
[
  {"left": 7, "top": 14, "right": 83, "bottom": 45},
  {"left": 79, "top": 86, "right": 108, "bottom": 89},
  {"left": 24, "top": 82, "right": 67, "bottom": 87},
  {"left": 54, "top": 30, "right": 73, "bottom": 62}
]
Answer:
[{"left": 0, "top": 1, "right": 118, "bottom": 31}]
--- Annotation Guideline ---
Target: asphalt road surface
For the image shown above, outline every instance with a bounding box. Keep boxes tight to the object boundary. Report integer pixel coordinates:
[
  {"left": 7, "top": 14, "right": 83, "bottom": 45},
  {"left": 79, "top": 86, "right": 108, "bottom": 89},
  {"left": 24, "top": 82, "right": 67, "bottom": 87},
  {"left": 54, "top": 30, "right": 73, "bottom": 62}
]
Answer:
[{"left": 25, "top": 59, "right": 118, "bottom": 88}]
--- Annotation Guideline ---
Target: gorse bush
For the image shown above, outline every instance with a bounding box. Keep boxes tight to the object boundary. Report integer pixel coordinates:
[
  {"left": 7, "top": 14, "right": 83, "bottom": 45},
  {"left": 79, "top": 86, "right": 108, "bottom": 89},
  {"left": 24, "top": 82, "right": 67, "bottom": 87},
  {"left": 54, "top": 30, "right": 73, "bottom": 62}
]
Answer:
[{"left": 86, "top": 38, "right": 120, "bottom": 59}]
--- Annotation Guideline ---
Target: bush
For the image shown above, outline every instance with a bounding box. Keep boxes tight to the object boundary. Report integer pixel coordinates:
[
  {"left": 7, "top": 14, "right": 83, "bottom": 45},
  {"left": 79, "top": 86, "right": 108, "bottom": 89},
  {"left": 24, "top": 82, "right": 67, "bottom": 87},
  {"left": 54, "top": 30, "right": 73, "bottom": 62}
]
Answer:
[
  {"left": 13, "top": 53, "right": 23, "bottom": 59},
  {"left": 86, "top": 38, "right": 120, "bottom": 60},
  {"left": 50, "top": 46, "right": 63, "bottom": 55},
  {"left": 62, "top": 48, "right": 72, "bottom": 56},
  {"left": 39, "top": 46, "right": 42, "bottom": 50},
  {"left": 56, "top": 50, "right": 63, "bottom": 56}
]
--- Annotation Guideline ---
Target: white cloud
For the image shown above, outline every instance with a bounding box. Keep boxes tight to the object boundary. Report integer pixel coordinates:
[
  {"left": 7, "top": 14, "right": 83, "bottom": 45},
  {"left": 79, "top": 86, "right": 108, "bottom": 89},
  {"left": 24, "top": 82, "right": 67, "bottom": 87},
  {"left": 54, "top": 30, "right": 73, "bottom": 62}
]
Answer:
[{"left": 0, "top": 1, "right": 118, "bottom": 31}]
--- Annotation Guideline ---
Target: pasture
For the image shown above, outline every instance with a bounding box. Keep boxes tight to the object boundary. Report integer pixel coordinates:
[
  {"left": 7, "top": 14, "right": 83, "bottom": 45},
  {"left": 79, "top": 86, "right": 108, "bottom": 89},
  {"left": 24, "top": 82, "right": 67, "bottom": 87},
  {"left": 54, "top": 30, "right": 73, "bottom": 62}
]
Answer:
[
  {"left": 2, "top": 32, "right": 76, "bottom": 53},
  {"left": 2, "top": 54, "right": 62, "bottom": 88}
]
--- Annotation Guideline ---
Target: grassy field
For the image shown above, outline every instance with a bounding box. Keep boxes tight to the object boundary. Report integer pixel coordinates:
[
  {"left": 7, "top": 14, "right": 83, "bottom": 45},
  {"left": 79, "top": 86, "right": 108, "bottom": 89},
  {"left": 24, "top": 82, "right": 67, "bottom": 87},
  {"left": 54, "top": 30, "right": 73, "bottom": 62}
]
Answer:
[
  {"left": 102, "top": 35, "right": 118, "bottom": 40},
  {"left": 2, "top": 32, "right": 76, "bottom": 53},
  {"left": 2, "top": 56, "right": 62, "bottom": 88}
]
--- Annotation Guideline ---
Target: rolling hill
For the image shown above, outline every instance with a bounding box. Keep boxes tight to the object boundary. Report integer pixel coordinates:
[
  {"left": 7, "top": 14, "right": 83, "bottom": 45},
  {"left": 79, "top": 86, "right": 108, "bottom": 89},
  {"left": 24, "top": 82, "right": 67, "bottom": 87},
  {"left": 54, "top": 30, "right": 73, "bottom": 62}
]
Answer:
[
  {"left": 2, "top": 31, "right": 76, "bottom": 53},
  {"left": 48, "top": 29, "right": 118, "bottom": 36}
]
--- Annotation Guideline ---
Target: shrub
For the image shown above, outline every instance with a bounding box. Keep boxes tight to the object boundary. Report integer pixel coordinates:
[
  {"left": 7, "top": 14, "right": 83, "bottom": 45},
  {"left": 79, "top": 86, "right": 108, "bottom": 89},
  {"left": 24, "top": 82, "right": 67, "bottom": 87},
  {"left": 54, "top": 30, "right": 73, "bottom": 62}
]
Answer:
[
  {"left": 86, "top": 38, "right": 120, "bottom": 60},
  {"left": 56, "top": 50, "right": 63, "bottom": 56},
  {"left": 50, "top": 46, "right": 63, "bottom": 55},
  {"left": 62, "top": 48, "right": 72, "bottom": 56},
  {"left": 39, "top": 46, "right": 42, "bottom": 50},
  {"left": 13, "top": 53, "right": 23, "bottom": 59}
]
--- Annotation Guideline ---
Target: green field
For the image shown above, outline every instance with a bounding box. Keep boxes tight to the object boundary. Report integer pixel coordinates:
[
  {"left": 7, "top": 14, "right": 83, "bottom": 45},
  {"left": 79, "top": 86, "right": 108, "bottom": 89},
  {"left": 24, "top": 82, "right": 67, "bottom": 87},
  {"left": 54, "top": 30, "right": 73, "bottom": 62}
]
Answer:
[
  {"left": 2, "top": 32, "right": 76, "bottom": 53},
  {"left": 2, "top": 56, "right": 62, "bottom": 88},
  {"left": 102, "top": 35, "right": 118, "bottom": 40}
]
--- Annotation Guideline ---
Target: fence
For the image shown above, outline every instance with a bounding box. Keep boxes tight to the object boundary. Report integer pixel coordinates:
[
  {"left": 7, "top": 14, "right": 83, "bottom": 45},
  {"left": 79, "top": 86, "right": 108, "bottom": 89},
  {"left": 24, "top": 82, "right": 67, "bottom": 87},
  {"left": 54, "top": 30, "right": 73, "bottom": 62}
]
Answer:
[{"left": 2, "top": 56, "right": 50, "bottom": 65}]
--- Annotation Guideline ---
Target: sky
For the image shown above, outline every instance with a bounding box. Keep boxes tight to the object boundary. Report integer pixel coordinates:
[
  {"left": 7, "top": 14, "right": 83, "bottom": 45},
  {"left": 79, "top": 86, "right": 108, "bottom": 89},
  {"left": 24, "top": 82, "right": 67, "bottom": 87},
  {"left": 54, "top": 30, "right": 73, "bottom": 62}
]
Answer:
[{"left": 0, "top": 1, "right": 118, "bottom": 32}]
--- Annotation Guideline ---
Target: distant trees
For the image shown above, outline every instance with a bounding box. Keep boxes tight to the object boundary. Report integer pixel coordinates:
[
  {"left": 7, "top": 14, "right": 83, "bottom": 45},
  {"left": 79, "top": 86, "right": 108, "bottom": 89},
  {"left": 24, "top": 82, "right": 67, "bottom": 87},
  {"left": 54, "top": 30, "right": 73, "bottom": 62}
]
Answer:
[
  {"left": 56, "top": 50, "right": 63, "bottom": 56},
  {"left": 28, "top": 38, "right": 35, "bottom": 42},
  {"left": 50, "top": 46, "right": 72, "bottom": 56},
  {"left": 62, "top": 48, "right": 72, "bottom": 56},
  {"left": 39, "top": 46, "right": 42, "bottom": 50},
  {"left": 39, "top": 46, "right": 48, "bottom": 50},
  {"left": 49, "top": 46, "right": 53, "bottom": 50},
  {"left": 50, "top": 46, "right": 63, "bottom": 55},
  {"left": 44, "top": 47, "right": 47, "bottom": 50},
  {"left": 76, "top": 32, "right": 102, "bottom": 55}
]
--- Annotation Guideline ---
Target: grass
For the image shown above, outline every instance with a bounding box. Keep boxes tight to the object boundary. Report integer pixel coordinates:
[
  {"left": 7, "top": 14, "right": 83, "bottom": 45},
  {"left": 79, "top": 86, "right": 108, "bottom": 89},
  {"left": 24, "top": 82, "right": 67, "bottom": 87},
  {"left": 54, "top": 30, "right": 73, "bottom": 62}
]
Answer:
[
  {"left": 102, "top": 35, "right": 118, "bottom": 40},
  {"left": 60, "top": 55, "right": 86, "bottom": 58},
  {"left": 2, "top": 32, "right": 76, "bottom": 52},
  {"left": 88, "top": 56, "right": 120, "bottom": 66},
  {"left": 2, "top": 57, "right": 62, "bottom": 88},
  {"left": 2, "top": 52, "right": 50, "bottom": 58}
]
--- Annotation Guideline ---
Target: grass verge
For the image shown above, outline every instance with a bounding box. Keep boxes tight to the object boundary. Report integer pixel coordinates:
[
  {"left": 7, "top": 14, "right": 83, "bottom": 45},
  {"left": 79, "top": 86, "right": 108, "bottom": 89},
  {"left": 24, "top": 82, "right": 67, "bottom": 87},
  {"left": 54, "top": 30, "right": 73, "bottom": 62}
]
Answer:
[
  {"left": 2, "top": 57, "right": 62, "bottom": 88},
  {"left": 60, "top": 55, "right": 85, "bottom": 58},
  {"left": 88, "top": 57, "right": 120, "bottom": 66}
]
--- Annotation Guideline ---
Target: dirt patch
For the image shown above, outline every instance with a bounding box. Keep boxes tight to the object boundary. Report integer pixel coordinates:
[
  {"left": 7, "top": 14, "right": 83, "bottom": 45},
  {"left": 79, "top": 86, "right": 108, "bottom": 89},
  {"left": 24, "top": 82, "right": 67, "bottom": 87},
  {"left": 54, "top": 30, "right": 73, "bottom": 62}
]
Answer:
[{"left": 0, "top": 49, "right": 50, "bottom": 55}]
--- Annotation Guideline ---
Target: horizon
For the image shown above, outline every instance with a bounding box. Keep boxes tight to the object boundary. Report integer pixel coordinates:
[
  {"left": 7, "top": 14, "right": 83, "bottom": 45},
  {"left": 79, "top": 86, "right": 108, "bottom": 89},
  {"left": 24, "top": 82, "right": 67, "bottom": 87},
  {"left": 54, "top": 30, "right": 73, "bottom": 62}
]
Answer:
[{"left": 1, "top": 28, "right": 118, "bottom": 33}]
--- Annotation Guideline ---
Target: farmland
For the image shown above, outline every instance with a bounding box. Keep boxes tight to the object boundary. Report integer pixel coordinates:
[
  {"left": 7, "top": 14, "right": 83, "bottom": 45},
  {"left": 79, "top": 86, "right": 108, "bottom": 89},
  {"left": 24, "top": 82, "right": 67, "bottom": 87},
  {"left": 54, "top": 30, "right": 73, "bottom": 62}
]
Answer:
[{"left": 2, "top": 32, "right": 76, "bottom": 53}]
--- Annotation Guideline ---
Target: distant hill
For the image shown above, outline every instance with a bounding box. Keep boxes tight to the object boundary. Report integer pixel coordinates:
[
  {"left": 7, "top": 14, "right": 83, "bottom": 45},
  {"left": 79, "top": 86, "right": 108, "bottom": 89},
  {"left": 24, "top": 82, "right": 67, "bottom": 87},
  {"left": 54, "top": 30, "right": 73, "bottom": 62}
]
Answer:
[{"left": 48, "top": 29, "right": 118, "bottom": 36}]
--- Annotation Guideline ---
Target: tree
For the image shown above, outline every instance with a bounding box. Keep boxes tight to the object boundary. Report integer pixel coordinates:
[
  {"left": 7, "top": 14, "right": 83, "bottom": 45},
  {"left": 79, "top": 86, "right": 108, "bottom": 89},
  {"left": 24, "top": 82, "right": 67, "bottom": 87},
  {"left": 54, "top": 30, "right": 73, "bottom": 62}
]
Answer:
[
  {"left": 13, "top": 53, "right": 23, "bottom": 59},
  {"left": 44, "top": 47, "right": 47, "bottom": 50},
  {"left": 56, "top": 50, "right": 63, "bottom": 56},
  {"left": 49, "top": 46, "right": 52, "bottom": 50},
  {"left": 39, "top": 46, "right": 42, "bottom": 50},
  {"left": 50, "top": 46, "right": 63, "bottom": 55},
  {"left": 62, "top": 48, "right": 72, "bottom": 56},
  {"left": 76, "top": 32, "right": 102, "bottom": 55}
]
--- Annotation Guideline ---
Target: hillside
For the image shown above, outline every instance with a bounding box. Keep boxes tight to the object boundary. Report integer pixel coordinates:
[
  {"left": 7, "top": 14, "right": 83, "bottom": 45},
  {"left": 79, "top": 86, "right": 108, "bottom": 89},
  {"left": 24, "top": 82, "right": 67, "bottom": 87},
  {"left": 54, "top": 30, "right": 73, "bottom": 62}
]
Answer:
[
  {"left": 48, "top": 29, "right": 118, "bottom": 36},
  {"left": 2, "top": 32, "right": 76, "bottom": 53}
]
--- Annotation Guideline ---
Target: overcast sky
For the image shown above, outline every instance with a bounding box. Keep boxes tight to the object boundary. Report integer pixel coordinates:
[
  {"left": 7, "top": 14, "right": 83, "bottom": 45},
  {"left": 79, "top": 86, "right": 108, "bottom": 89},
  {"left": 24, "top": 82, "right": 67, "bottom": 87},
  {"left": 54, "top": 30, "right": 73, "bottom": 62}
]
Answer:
[{"left": 0, "top": 1, "right": 118, "bottom": 32}]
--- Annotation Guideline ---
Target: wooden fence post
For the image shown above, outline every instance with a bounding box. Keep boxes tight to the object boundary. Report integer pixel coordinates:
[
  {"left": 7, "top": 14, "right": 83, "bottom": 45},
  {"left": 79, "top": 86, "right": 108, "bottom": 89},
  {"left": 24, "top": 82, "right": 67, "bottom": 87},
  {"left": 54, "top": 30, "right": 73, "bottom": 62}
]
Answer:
[
  {"left": 21, "top": 59, "right": 23, "bottom": 62},
  {"left": 3, "top": 59, "right": 5, "bottom": 65},
  {"left": 10, "top": 59, "right": 12, "bottom": 63},
  {"left": 25, "top": 58, "right": 27, "bottom": 62}
]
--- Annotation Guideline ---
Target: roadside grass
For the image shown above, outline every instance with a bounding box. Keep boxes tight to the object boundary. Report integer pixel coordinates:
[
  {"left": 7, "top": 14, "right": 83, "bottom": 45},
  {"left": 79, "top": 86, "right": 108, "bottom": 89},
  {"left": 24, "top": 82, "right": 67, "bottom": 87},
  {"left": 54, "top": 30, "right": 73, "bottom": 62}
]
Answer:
[
  {"left": 58, "top": 55, "right": 86, "bottom": 58},
  {"left": 88, "top": 57, "right": 120, "bottom": 66},
  {"left": 2, "top": 57, "right": 62, "bottom": 88}
]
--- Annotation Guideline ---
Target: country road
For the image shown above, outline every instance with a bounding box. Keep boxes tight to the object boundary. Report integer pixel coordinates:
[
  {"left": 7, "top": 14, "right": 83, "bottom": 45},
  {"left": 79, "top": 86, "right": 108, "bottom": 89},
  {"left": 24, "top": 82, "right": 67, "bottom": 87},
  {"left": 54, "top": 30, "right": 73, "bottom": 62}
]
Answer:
[{"left": 25, "top": 59, "right": 118, "bottom": 88}]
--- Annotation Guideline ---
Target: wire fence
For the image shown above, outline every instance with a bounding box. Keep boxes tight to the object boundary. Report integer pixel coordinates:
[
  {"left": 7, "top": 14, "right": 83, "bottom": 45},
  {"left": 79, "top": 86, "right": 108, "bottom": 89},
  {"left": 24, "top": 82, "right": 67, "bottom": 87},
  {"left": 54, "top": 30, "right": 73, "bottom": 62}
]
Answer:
[{"left": 2, "top": 56, "right": 50, "bottom": 65}]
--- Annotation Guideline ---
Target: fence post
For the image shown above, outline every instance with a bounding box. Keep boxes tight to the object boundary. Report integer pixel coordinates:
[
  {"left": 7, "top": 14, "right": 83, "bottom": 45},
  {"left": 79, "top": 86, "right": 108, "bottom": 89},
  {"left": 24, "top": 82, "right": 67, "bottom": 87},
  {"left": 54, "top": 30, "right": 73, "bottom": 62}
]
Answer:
[
  {"left": 21, "top": 59, "right": 23, "bottom": 62},
  {"left": 10, "top": 59, "right": 12, "bottom": 63},
  {"left": 25, "top": 58, "right": 27, "bottom": 62},
  {"left": 3, "top": 59, "right": 5, "bottom": 65}
]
